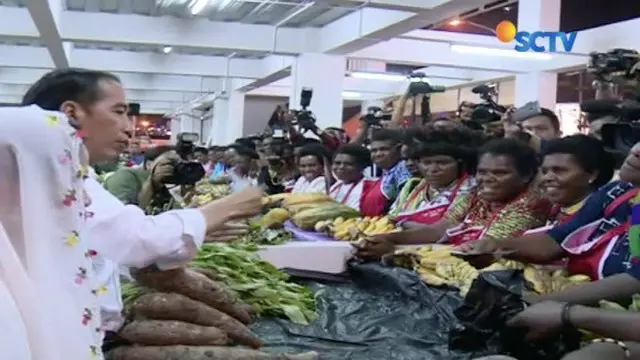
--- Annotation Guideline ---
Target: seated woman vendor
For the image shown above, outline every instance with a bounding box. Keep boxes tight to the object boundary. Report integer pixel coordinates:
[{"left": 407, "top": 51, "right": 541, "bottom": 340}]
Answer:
[
  {"left": 357, "top": 138, "right": 549, "bottom": 259},
  {"left": 359, "top": 129, "right": 412, "bottom": 216},
  {"left": 459, "top": 136, "right": 624, "bottom": 285},
  {"left": 531, "top": 135, "right": 614, "bottom": 232},
  {"left": 390, "top": 130, "right": 476, "bottom": 226},
  {"left": 329, "top": 144, "right": 373, "bottom": 212}
]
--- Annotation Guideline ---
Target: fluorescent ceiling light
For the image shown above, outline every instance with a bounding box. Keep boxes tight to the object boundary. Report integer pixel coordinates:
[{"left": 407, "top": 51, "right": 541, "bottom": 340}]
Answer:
[
  {"left": 342, "top": 91, "right": 362, "bottom": 98},
  {"left": 350, "top": 72, "right": 406, "bottom": 82},
  {"left": 162, "top": 46, "right": 173, "bottom": 54},
  {"left": 190, "top": 0, "right": 209, "bottom": 15},
  {"left": 450, "top": 44, "right": 553, "bottom": 60}
]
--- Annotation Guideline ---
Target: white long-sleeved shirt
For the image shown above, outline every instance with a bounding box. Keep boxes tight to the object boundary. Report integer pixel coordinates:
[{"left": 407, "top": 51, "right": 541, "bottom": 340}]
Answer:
[{"left": 84, "top": 174, "right": 206, "bottom": 331}]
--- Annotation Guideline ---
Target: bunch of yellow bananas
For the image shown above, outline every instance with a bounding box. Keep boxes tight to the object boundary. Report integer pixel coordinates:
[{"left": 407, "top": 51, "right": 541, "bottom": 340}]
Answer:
[
  {"left": 393, "top": 245, "right": 478, "bottom": 296},
  {"left": 315, "top": 216, "right": 397, "bottom": 241},
  {"left": 521, "top": 267, "right": 590, "bottom": 294}
]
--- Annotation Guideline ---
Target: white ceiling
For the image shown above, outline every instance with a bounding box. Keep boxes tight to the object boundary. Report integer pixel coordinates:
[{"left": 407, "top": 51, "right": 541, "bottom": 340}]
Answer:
[{"left": 0, "top": 0, "right": 638, "bottom": 113}]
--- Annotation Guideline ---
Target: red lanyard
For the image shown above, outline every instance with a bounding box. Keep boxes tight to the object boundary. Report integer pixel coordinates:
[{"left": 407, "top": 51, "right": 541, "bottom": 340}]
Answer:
[
  {"left": 425, "top": 174, "right": 468, "bottom": 202},
  {"left": 331, "top": 181, "right": 360, "bottom": 205}
]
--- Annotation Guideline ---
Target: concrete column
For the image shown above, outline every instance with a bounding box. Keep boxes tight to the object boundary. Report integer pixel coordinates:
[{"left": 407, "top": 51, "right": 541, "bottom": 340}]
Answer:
[
  {"left": 513, "top": 0, "right": 561, "bottom": 109},
  {"left": 210, "top": 80, "right": 246, "bottom": 145},
  {"left": 289, "top": 53, "right": 346, "bottom": 129}
]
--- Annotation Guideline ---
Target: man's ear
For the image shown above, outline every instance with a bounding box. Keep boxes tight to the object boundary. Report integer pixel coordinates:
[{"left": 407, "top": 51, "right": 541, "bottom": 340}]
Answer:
[{"left": 60, "top": 100, "right": 86, "bottom": 125}]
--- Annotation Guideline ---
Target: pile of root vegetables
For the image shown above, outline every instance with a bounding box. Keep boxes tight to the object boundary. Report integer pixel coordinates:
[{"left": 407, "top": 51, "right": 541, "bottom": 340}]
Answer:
[{"left": 114, "top": 266, "right": 318, "bottom": 360}]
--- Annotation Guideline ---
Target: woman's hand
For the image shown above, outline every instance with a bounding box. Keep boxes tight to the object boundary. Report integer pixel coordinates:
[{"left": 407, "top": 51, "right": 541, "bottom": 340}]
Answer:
[
  {"left": 506, "top": 301, "right": 566, "bottom": 341},
  {"left": 356, "top": 234, "right": 396, "bottom": 260}
]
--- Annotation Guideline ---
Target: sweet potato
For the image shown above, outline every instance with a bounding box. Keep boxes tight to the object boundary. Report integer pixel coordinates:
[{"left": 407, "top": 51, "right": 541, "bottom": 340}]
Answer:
[
  {"left": 130, "top": 292, "right": 262, "bottom": 348},
  {"left": 132, "top": 267, "right": 251, "bottom": 324},
  {"left": 119, "top": 320, "right": 228, "bottom": 346},
  {"left": 112, "top": 346, "right": 319, "bottom": 360}
]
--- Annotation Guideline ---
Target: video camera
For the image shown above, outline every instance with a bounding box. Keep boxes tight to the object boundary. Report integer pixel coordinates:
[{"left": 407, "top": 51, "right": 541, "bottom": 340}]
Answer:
[
  {"left": 460, "top": 83, "right": 507, "bottom": 123},
  {"left": 360, "top": 106, "right": 392, "bottom": 127},
  {"left": 290, "top": 87, "right": 317, "bottom": 132},
  {"left": 407, "top": 72, "right": 446, "bottom": 96},
  {"left": 581, "top": 49, "right": 640, "bottom": 156},
  {"left": 170, "top": 132, "right": 206, "bottom": 185}
]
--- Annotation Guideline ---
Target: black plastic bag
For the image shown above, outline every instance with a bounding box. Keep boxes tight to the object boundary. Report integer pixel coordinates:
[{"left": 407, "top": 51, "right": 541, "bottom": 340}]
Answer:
[
  {"left": 250, "top": 262, "right": 472, "bottom": 360},
  {"left": 449, "top": 270, "right": 581, "bottom": 360}
]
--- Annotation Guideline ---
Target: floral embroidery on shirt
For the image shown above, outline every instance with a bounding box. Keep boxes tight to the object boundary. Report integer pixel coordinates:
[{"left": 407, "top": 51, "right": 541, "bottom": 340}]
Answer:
[
  {"left": 58, "top": 149, "right": 72, "bottom": 165},
  {"left": 75, "top": 129, "right": 87, "bottom": 139},
  {"left": 76, "top": 165, "right": 89, "bottom": 179},
  {"left": 62, "top": 189, "right": 77, "bottom": 206},
  {"left": 89, "top": 345, "right": 99, "bottom": 357},
  {"left": 81, "top": 308, "right": 93, "bottom": 326},
  {"left": 46, "top": 115, "right": 59, "bottom": 126},
  {"left": 84, "top": 249, "right": 97, "bottom": 258},
  {"left": 74, "top": 267, "right": 87, "bottom": 285},
  {"left": 64, "top": 230, "right": 80, "bottom": 246},
  {"left": 91, "top": 284, "right": 107, "bottom": 296}
]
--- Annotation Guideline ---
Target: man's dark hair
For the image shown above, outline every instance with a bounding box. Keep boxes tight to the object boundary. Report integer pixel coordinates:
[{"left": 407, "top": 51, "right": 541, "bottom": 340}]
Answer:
[
  {"left": 539, "top": 108, "right": 561, "bottom": 131},
  {"left": 234, "top": 138, "right": 256, "bottom": 151},
  {"left": 479, "top": 138, "right": 539, "bottom": 181},
  {"left": 21, "top": 68, "right": 121, "bottom": 110},
  {"left": 334, "top": 144, "right": 372, "bottom": 169},
  {"left": 143, "top": 145, "right": 175, "bottom": 163},
  {"left": 371, "top": 128, "right": 402, "bottom": 144},
  {"left": 235, "top": 146, "right": 259, "bottom": 160},
  {"left": 297, "top": 143, "right": 329, "bottom": 166},
  {"left": 193, "top": 146, "right": 207, "bottom": 155},
  {"left": 541, "top": 134, "right": 614, "bottom": 188}
]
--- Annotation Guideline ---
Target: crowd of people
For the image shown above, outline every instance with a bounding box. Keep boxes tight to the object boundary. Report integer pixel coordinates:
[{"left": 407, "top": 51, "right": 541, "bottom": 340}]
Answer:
[{"left": 2, "top": 65, "right": 640, "bottom": 360}]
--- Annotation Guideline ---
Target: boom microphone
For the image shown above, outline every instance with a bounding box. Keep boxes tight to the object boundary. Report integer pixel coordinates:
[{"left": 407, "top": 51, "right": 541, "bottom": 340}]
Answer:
[{"left": 581, "top": 99, "right": 640, "bottom": 120}]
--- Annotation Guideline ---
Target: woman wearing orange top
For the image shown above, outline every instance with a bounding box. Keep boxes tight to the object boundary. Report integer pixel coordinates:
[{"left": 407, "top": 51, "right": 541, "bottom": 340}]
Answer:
[
  {"left": 391, "top": 129, "right": 477, "bottom": 226},
  {"left": 357, "top": 138, "right": 550, "bottom": 259}
]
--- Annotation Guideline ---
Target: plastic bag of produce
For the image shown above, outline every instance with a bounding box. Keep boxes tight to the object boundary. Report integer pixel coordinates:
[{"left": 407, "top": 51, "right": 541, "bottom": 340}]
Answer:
[{"left": 448, "top": 270, "right": 580, "bottom": 360}]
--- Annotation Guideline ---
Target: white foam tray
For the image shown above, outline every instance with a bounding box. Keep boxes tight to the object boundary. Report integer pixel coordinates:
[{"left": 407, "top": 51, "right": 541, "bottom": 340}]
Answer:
[{"left": 255, "top": 242, "right": 435, "bottom": 274}]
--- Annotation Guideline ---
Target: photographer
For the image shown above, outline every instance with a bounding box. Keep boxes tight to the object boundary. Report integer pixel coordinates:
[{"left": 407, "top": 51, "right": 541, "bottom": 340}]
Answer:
[
  {"left": 518, "top": 107, "right": 562, "bottom": 140},
  {"left": 103, "top": 145, "right": 180, "bottom": 213},
  {"left": 21, "top": 68, "right": 263, "bottom": 334}
]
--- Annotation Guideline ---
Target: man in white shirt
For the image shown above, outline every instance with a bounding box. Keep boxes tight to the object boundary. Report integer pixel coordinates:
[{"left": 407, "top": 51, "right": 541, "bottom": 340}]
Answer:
[{"left": 21, "top": 68, "right": 263, "bottom": 336}]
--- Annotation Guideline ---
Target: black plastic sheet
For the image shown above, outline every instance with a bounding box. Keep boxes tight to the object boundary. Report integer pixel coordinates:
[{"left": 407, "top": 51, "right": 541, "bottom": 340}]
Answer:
[
  {"left": 251, "top": 262, "right": 486, "bottom": 360},
  {"left": 449, "top": 270, "right": 581, "bottom": 360}
]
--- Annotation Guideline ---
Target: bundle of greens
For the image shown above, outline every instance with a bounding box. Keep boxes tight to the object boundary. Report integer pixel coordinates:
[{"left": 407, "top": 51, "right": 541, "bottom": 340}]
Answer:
[
  {"left": 234, "top": 223, "right": 292, "bottom": 246},
  {"left": 191, "top": 243, "right": 316, "bottom": 324}
]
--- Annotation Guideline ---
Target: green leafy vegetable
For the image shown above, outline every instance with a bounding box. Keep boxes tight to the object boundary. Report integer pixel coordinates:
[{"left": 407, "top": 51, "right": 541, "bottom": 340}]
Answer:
[{"left": 190, "top": 243, "right": 316, "bottom": 324}]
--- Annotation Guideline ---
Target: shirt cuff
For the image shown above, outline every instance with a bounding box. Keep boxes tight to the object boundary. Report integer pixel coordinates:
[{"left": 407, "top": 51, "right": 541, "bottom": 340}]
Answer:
[
  {"left": 155, "top": 208, "right": 207, "bottom": 270},
  {"left": 175, "top": 208, "right": 207, "bottom": 247}
]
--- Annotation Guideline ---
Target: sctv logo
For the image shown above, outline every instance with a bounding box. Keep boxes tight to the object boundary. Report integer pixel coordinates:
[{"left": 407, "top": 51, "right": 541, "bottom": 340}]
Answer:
[{"left": 495, "top": 20, "right": 577, "bottom": 53}]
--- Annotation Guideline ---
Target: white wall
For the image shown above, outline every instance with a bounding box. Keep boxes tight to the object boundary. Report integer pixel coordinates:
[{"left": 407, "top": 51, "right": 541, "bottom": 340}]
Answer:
[{"left": 243, "top": 95, "right": 287, "bottom": 136}]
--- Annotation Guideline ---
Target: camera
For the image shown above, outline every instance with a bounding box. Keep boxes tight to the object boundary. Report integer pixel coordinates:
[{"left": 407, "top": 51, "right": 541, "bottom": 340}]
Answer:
[
  {"left": 588, "top": 49, "right": 640, "bottom": 82},
  {"left": 407, "top": 72, "right": 446, "bottom": 96},
  {"left": 289, "top": 87, "right": 317, "bottom": 132},
  {"left": 462, "top": 84, "right": 507, "bottom": 123},
  {"left": 581, "top": 48, "right": 640, "bottom": 156},
  {"left": 360, "top": 106, "right": 391, "bottom": 127},
  {"left": 169, "top": 132, "right": 205, "bottom": 185}
]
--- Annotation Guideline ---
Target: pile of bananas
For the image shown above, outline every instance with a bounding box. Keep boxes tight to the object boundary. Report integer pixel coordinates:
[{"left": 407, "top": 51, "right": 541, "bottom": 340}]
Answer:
[
  {"left": 521, "top": 267, "right": 591, "bottom": 294},
  {"left": 392, "top": 245, "right": 591, "bottom": 297},
  {"left": 392, "top": 245, "right": 482, "bottom": 296},
  {"left": 599, "top": 295, "right": 640, "bottom": 312},
  {"left": 315, "top": 216, "right": 398, "bottom": 241}
]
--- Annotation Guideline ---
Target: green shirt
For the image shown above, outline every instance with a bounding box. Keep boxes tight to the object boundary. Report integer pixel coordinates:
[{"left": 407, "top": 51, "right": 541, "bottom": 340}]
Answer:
[
  {"left": 102, "top": 167, "right": 181, "bottom": 215},
  {"left": 103, "top": 167, "right": 150, "bottom": 205}
]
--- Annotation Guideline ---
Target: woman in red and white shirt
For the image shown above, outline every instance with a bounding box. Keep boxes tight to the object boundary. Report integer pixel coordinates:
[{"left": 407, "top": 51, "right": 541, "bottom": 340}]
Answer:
[{"left": 329, "top": 144, "right": 374, "bottom": 213}]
